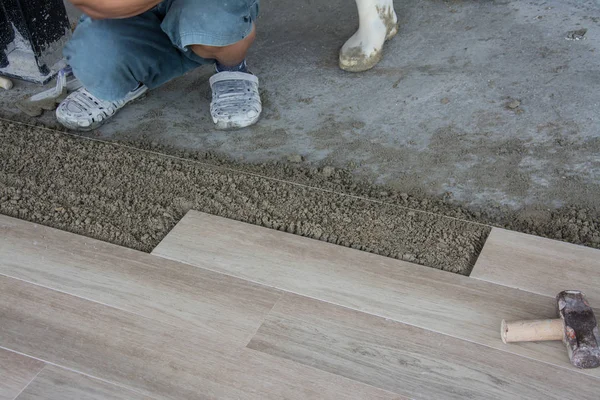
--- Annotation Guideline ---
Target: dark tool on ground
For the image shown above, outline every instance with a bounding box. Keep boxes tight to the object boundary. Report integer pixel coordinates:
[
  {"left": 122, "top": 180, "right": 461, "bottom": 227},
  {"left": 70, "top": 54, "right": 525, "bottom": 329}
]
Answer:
[
  {"left": 501, "top": 290, "right": 600, "bottom": 369},
  {"left": 0, "top": 0, "right": 71, "bottom": 83}
]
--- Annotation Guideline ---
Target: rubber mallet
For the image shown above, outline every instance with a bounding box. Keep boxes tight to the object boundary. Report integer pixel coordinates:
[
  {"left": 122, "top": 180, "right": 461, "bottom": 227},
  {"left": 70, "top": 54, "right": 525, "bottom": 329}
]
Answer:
[{"left": 501, "top": 290, "right": 600, "bottom": 368}]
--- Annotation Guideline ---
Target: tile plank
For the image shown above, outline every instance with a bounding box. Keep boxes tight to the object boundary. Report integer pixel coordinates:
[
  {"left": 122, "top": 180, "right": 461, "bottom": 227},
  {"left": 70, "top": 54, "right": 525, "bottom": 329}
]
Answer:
[
  {"left": 249, "top": 294, "right": 600, "bottom": 400},
  {"left": 15, "top": 366, "right": 152, "bottom": 400},
  {"left": 0, "top": 215, "right": 281, "bottom": 346},
  {"left": 152, "top": 211, "right": 600, "bottom": 378},
  {"left": 0, "top": 275, "right": 401, "bottom": 400},
  {"left": 471, "top": 228, "right": 600, "bottom": 304},
  {"left": 0, "top": 349, "right": 44, "bottom": 400}
]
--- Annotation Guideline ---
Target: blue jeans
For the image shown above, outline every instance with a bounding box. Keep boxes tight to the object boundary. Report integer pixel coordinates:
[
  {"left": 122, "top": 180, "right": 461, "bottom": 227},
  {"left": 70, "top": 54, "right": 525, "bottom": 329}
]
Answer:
[{"left": 64, "top": 0, "right": 260, "bottom": 101}]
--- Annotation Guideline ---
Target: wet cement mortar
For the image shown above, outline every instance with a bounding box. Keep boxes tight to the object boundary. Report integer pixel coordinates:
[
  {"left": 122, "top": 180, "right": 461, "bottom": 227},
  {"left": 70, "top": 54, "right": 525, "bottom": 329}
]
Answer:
[{"left": 1, "top": 119, "right": 599, "bottom": 275}]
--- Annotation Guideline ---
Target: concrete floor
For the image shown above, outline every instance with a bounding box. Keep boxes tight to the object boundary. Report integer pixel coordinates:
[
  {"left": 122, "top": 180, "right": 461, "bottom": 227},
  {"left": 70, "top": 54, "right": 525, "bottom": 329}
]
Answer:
[{"left": 1, "top": 0, "right": 599, "bottom": 211}]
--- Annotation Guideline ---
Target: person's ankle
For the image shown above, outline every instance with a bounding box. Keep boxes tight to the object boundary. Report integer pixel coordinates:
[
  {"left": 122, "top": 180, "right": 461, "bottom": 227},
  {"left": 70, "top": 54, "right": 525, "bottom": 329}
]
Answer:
[{"left": 215, "top": 59, "right": 249, "bottom": 73}]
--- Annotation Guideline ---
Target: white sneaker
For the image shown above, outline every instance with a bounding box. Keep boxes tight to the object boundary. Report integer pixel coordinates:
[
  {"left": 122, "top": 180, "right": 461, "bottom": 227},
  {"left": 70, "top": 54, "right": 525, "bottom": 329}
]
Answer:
[
  {"left": 209, "top": 71, "right": 262, "bottom": 130},
  {"left": 56, "top": 84, "right": 148, "bottom": 131}
]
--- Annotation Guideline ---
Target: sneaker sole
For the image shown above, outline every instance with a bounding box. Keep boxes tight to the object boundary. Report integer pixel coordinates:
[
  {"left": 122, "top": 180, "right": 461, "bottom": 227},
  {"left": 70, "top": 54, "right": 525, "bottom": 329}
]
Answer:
[{"left": 214, "top": 112, "right": 261, "bottom": 130}]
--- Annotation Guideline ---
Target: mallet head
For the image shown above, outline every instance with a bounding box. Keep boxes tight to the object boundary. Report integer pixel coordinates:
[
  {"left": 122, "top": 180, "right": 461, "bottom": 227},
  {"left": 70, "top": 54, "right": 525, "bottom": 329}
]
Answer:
[{"left": 557, "top": 290, "right": 600, "bottom": 368}]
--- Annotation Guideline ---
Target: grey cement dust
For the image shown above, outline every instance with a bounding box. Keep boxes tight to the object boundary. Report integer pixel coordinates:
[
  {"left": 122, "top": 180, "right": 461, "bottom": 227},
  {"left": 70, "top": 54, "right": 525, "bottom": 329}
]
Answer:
[{"left": 1, "top": 120, "right": 599, "bottom": 275}]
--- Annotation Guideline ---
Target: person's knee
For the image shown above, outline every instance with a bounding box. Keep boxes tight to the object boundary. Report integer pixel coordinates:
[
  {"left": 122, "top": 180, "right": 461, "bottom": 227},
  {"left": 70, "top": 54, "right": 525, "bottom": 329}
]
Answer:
[{"left": 190, "top": 25, "right": 256, "bottom": 61}]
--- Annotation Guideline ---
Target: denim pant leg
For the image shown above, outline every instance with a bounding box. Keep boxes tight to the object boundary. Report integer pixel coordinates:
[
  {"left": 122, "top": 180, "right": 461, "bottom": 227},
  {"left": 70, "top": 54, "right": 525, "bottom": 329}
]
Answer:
[
  {"left": 63, "top": 11, "right": 206, "bottom": 101},
  {"left": 160, "top": 0, "right": 260, "bottom": 56}
]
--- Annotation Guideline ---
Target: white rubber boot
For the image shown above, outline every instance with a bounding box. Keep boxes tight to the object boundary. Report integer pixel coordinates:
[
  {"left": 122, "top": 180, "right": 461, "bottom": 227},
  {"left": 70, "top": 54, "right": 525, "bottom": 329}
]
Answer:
[
  {"left": 339, "top": 0, "right": 398, "bottom": 72},
  {"left": 56, "top": 85, "right": 148, "bottom": 131},
  {"left": 209, "top": 71, "right": 262, "bottom": 130}
]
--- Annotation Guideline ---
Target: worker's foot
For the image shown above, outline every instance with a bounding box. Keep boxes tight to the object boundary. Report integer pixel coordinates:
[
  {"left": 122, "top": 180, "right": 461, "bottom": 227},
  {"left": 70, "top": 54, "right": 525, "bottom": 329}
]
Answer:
[
  {"left": 56, "top": 84, "right": 148, "bottom": 131},
  {"left": 210, "top": 61, "right": 261, "bottom": 130}
]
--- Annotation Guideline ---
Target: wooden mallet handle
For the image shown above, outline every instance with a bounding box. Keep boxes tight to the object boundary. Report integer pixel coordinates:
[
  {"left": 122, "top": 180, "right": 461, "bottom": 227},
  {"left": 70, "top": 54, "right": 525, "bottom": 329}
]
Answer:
[{"left": 501, "top": 319, "right": 564, "bottom": 343}]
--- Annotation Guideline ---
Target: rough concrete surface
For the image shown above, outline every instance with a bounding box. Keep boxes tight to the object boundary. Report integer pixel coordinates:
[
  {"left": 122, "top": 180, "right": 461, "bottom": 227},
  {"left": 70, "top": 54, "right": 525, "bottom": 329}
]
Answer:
[
  {"left": 0, "top": 120, "right": 489, "bottom": 274},
  {"left": 1, "top": 0, "right": 598, "bottom": 213}
]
